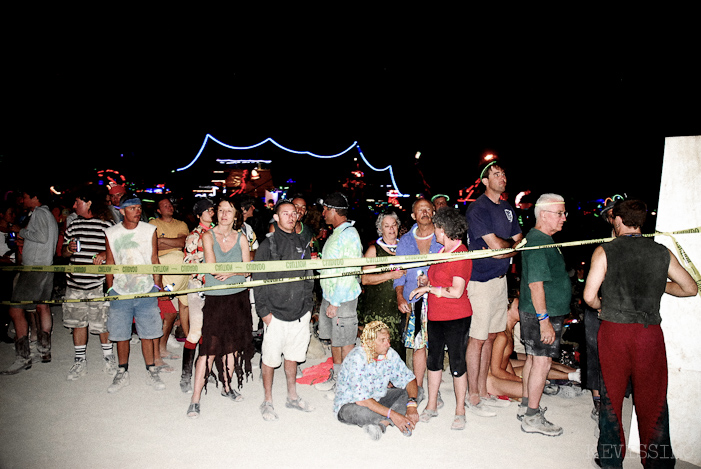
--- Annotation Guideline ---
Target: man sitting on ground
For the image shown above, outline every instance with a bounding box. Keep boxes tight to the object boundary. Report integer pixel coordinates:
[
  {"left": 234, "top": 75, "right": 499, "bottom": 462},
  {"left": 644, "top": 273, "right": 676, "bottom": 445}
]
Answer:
[{"left": 334, "top": 320, "right": 422, "bottom": 440}]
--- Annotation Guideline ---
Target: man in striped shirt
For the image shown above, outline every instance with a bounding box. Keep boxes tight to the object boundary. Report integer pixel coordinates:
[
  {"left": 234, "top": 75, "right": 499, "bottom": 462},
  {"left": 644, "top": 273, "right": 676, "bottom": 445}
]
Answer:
[{"left": 61, "top": 188, "right": 116, "bottom": 381}]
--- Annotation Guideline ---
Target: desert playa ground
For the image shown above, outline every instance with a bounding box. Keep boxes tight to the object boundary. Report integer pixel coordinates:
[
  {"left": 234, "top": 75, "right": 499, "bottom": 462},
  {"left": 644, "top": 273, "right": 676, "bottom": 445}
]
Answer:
[{"left": 0, "top": 325, "right": 695, "bottom": 469}]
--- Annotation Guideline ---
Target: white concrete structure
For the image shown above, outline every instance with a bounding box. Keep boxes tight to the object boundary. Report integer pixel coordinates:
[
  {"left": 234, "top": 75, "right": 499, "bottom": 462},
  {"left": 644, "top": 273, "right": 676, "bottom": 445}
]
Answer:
[{"left": 632, "top": 135, "right": 701, "bottom": 465}]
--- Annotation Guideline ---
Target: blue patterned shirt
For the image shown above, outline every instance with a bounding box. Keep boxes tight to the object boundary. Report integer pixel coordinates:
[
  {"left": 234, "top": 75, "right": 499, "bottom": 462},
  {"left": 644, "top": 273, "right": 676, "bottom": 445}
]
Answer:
[{"left": 333, "top": 346, "right": 415, "bottom": 415}]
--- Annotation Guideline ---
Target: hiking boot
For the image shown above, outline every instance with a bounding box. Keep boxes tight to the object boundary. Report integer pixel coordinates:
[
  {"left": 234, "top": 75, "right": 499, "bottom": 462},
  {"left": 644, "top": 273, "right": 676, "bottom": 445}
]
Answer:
[
  {"left": 103, "top": 354, "right": 118, "bottom": 374},
  {"left": 521, "top": 408, "right": 563, "bottom": 437},
  {"left": 37, "top": 331, "right": 52, "bottom": 363},
  {"left": 1, "top": 336, "right": 32, "bottom": 375},
  {"left": 146, "top": 367, "right": 166, "bottom": 391},
  {"left": 314, "top": 368, "right": 336, "bottom": 392},
  {"left": 67, "top": 358, "right": 88, "bottom": 381},
  {"left": 108, "top": 368, "right": 130, "bottom": 393},
  {"left": 517, "top": 405, "right": 545, "bottom": 421}
]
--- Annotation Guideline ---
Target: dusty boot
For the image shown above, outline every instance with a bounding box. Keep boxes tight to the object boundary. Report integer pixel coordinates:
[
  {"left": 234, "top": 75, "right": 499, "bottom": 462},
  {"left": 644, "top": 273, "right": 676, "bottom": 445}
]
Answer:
[
  {"left": 1, "top": 336, "right": 32, "bottom": 375},
  {"left": 37, "top": 330, "right": 52, "bottom": 363},
  {"left": 180, "top": 346, "right": 195, "bottom": 393}
]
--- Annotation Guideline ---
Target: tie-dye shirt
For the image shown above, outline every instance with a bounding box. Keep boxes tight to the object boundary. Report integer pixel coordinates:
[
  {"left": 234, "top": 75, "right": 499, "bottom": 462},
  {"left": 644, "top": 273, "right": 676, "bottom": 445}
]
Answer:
[{"left": 320, "top": 221, "right": 362, "bottom": 306}]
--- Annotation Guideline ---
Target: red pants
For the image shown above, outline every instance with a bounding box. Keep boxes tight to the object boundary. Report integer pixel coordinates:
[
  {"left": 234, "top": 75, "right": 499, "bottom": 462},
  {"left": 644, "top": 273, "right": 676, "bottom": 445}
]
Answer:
[{"left": 597, "top": 321, "right": 674, "bottom": 468}]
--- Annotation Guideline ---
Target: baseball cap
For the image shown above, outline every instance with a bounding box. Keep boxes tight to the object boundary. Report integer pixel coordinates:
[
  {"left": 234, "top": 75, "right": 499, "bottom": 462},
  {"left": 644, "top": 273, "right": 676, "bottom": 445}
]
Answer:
[
  {"left": 109, "top": 185, "right": 127, "bottom": 195},
  {"left": 317, "top": 192, "right": 349, "bottom": 210},
  {"left": 193, "top": 198, "right": 214, "bottom": 217}
]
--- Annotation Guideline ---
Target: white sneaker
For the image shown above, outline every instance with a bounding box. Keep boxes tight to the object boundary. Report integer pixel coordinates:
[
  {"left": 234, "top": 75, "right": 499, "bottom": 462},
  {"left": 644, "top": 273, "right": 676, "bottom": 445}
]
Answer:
[
  {"left": 466, "top": 399, "right": 497, "bottom": 418},
  {"left": 167, "top": 336, "right": 182, "bottom": 350},
  {"left": 146, "top": 367, "right": 166, "bottom": 391},
  {"left": 314, "top": 369, "right": 336, "bottom": 392},
  {"left": 108, "top": 369, "right": 130, "bottom": 393},
  {"left": 103, "top": 354, "right": 118, "bottom": 374},
  {"left": 481, "top": 395, "right": 511, "bottom": 408},
  {"left": 67, "top": 358, "right": 88, "bottom": 381}
]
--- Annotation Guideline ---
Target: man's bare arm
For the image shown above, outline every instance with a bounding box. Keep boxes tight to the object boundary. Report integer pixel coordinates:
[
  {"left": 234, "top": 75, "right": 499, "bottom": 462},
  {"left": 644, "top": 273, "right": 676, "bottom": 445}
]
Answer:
[{"left": 482, "top": 232, "right": 523, "bottom": 259}]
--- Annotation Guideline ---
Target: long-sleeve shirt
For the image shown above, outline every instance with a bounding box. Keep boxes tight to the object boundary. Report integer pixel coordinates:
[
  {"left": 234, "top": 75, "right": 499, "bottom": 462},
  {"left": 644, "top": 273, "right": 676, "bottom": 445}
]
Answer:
[
  {"left": 19, "top": 205, "right": 58, "bottom": 266},
  {"left": 253, "top": 228, "right": 313, "bottom": 321},
  {"left": 320, "top": 221, "right": 362, "bottom": 306}
]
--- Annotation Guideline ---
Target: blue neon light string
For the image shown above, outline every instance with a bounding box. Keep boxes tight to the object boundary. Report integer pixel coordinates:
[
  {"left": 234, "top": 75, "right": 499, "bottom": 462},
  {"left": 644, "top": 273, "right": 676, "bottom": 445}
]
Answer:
[{"left": 176, "top": 134, "right": 406, "bottom": 195}]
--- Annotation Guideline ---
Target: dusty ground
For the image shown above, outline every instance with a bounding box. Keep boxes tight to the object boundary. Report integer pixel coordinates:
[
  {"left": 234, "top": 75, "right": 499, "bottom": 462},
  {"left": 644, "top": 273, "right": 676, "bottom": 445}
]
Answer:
[{"left": 0, "top": 325, "right": 694, "bottom": 469}]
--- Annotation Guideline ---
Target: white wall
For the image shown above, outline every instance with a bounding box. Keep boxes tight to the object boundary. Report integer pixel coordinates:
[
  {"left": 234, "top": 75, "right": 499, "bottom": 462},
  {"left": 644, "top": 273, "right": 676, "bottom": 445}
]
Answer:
[{"left": 629, "top": 136, "right": 701, "bottom": 464}]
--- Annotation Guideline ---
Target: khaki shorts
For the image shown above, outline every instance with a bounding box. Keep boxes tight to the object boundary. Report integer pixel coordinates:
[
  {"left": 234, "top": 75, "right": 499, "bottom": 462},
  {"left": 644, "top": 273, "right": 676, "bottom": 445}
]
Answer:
[
  {"left": 261, "top": 312, "right": 311, "bottom": 367},
  {"left": 159, "top": 251, "right": 189, "bottom": 305},
  {"left": 62, "top": 285, "right": 110, "bottom": 334},
  {"left": 318, "top": 298, "right": 358, "bottom": 348},
  {"left": 467, "top": 276, "right": 508, "bottom": 340}
]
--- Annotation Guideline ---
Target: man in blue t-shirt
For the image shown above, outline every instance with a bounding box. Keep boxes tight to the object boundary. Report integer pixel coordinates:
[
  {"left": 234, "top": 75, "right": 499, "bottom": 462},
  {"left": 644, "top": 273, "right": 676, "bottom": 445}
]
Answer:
[{"left": 465, "top": 162, "right": 522, "bottom": 417}]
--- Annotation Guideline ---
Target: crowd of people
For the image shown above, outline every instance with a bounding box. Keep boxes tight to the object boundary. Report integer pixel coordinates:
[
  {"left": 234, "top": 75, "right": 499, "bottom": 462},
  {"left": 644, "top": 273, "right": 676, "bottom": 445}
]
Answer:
[{"left": 1, "top": 160, "right": 696, "bottom": 468}]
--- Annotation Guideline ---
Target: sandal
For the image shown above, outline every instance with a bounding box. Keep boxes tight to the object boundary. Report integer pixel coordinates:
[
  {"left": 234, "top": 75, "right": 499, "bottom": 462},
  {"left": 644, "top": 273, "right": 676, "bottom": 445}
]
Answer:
[
  {"left": 187, "top": 402, "right": 200, "bottom": 419},
  {"left": 260, "top": 401, "right": 279, "bottom": 421},
  {"left": 451, "top": 414, "right": 466, "bottom": 431},
  {"left": 154, "top": 362, "right": 175, "bottom": 373},
  {"left": 419, "top": 408, "right": 438, "bottom": 423},
  {"left": 160, "top": 350, "right": 180, "bottom": 360},
  {"left": 222, "top": 388, "right": 244, "bottom": 402},
  {"left": 285, "top": 397, "right": 315, "bottom": 413}
]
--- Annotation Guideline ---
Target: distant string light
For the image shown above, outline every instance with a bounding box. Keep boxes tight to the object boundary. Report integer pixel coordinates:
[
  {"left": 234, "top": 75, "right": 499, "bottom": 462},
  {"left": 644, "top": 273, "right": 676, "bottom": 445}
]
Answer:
[{"left": 175, "top": 134, "right": 407, "bottom": 196}]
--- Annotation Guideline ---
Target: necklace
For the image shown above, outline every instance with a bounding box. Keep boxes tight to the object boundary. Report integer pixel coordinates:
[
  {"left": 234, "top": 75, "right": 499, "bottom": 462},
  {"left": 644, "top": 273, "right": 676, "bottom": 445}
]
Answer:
[
  {"left": 412, "top": 226, "right": 433, "bottom": 241},
  {"left": 376, "top": 237, "right": 397, "bottom": 253},
  {"left": 220, "top": 229, "right": 235, "bottom": 243}
]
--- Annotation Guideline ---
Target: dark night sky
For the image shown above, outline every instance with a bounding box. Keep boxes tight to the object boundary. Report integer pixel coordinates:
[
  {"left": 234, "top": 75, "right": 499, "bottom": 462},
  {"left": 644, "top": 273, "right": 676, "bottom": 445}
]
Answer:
[{"left": 3, "top": 32, "right": 700, "bottom": 213}]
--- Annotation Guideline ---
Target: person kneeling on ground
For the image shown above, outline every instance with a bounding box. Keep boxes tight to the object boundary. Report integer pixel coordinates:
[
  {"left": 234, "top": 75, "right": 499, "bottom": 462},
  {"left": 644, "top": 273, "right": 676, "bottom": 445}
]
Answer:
[{"left": 334, "top": 320, "right": 422, "bottom": 440}]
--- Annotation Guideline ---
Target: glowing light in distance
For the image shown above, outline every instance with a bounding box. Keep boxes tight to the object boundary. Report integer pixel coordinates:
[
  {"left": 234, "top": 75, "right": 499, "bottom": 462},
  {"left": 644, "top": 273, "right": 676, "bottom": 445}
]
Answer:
[
  {"left": 176, "top": 134, "right": 357, "bottom": 171},
  {"left": 176, "top": 134, "right": 407, "bottom": 196}
]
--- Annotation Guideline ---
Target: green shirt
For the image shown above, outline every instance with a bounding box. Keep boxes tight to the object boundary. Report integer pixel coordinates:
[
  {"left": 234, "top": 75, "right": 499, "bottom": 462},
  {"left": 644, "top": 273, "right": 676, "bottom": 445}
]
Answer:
[{"left": 519, "top": 228, "right": 571, "bottom": 317}]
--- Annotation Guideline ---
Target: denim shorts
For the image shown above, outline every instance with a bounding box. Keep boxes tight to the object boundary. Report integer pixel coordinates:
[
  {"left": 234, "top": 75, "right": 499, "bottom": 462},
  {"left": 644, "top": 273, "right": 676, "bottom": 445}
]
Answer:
[
  {"left": 107, "top": 286, "right": 163, "bottom": 341},
  {"left": 518, "top": 310, "right": 564, "bottom": 358}
]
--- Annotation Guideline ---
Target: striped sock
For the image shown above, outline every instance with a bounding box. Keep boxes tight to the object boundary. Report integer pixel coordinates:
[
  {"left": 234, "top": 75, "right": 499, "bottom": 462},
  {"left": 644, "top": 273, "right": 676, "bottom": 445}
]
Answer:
[
  {"left": 101, "top": 342, "right": 114, "bottom": 357},
  {"left": 74, "top": 345, "right": 87, "bottom": 361}
]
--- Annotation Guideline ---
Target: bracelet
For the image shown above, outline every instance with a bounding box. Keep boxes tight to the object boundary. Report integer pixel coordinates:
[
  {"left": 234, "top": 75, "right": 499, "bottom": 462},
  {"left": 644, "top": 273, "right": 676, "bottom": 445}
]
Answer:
[
  {"left": 387, "top": 408, "right": 392, "bottom": 419},
  {"left": 406, "top": 402, "right": 418, "bottom": 408},
  {"left": 537, "top": 313, "right": 549, "bottom": 321},
  {"left": 154, "top": 285, "right": 162, "bottom": 291},
  {"left": 436, "top": 286, "right": 443, "bottom": 298}
]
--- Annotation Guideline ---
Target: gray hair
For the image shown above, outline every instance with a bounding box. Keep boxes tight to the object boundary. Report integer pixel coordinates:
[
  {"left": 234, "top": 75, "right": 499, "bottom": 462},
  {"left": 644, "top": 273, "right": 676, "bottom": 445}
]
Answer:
[
  {"left": 375, "top": 212, "right": 400, "bottom": 236},
  {"left": 534, "top": 193, "right": 565, "bottom": 218}
]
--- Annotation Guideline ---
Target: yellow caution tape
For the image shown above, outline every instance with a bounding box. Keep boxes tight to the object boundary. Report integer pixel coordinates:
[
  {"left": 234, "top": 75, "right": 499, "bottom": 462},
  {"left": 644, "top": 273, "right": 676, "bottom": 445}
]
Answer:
[{"left": 1, "top": 227, "right": 698, "bottom": 305}]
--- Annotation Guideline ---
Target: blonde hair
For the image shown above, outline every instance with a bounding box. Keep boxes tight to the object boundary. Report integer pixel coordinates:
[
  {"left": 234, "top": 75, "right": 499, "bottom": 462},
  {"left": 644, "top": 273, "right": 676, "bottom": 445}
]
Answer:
[{"left": 360, "top": 320, "right": 390, "bottom": 363}]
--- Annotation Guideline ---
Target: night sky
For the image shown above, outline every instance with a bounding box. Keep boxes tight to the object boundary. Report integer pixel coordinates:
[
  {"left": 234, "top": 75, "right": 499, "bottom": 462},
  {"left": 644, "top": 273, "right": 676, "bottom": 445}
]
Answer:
[{"left": 3, "top": 34, "right": 700, "bottom": 216}]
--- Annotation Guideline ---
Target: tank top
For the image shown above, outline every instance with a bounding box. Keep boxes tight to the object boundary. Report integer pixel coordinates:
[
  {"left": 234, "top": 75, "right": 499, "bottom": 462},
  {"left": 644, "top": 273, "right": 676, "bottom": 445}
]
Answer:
[
  {"left": 204, "top": 230, "right": 246, "bottom": 296},
  {"left": 600, "top": 236, "right": 669, "bottom": 326}
]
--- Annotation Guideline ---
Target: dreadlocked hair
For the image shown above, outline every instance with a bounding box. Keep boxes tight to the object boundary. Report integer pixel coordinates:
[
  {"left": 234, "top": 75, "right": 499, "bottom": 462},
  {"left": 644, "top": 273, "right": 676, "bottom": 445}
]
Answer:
[{"left": 360, "top": 320, "right": 390, "bottom": 363}]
